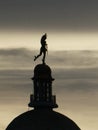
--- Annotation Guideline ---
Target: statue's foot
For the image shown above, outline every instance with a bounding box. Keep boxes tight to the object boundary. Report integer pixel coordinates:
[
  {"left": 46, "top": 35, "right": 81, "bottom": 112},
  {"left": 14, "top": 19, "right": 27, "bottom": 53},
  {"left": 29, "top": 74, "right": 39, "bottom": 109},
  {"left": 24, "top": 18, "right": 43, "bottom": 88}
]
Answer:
[{"left": 34, "top": 56, "right": 37, "bottom": 61}]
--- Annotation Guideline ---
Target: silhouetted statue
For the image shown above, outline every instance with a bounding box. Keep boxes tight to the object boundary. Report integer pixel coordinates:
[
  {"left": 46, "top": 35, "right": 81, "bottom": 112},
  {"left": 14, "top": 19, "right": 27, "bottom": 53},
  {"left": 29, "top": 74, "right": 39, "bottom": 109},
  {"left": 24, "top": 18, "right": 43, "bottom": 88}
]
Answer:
[{"left": 34, "top": 33, "right": 48, "bottom": 64}]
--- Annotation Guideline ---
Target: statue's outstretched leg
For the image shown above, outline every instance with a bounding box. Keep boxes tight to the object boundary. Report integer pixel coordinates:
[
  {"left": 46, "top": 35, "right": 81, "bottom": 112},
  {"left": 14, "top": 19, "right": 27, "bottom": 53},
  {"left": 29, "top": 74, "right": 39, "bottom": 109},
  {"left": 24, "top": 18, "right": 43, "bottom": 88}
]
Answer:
[
  {"left": 34, "top": 56, "right": 37, "bottom": 61},
  {"left": 34, "top": 50, "right": 42, "bottom": 61}
]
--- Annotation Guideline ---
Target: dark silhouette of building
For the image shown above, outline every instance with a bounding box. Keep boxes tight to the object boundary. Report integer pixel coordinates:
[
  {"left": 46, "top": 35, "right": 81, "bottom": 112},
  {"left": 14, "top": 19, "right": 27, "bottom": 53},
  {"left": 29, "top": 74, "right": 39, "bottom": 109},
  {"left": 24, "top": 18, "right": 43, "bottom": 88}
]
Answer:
[{"left": 6, "top": 63, "right": 81, "bottom": 130}]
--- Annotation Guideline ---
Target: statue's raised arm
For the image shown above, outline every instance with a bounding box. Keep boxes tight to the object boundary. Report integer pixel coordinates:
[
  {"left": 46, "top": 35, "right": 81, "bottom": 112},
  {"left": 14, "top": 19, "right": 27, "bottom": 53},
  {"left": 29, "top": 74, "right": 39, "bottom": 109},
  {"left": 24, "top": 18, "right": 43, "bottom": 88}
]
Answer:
[{"left": 34, "top": 33, "right": 48, "bottom": 64}]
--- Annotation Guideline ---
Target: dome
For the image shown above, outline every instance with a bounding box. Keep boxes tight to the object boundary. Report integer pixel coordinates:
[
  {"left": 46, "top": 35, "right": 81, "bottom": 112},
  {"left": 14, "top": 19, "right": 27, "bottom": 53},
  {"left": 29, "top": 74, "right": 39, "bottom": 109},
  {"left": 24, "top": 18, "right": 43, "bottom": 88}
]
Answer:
[
  {"left": 32, "top": 64, "right": 54, "bottom": 80},
  {"left": 6, "top": 109, "right": 80, "bottom": 130}
]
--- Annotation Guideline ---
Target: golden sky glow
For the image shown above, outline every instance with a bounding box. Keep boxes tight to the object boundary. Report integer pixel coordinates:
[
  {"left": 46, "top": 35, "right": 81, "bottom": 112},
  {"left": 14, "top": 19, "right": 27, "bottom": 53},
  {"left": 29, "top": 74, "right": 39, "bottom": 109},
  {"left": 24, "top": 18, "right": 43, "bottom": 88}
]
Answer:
[{"left": 0, "top": 31, "right": 98, "bottom": 50}]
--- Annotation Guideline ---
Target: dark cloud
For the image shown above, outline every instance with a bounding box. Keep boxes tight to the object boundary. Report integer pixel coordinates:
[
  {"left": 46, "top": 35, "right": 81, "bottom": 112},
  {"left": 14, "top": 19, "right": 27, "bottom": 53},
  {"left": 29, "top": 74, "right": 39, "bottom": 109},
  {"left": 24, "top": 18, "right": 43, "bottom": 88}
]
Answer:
[
  {"left": 0, "top": 48, "right": 98, "bottom": 69},
  {"left": 0, "top": 48, "right": 33, "bottom": 69},
  {"left": 0, "top": 0, "right": 98, "bottom": 31},
  {"left": 0, "top": 48, "right": 98, "bottom": 92}
]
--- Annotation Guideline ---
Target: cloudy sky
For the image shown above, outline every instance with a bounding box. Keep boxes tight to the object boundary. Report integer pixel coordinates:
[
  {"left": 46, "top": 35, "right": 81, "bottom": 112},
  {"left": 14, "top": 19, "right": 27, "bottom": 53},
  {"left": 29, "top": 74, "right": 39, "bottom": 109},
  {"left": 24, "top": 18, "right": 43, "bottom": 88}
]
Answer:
[
  {"left": 0, "top": 0, "right": 98, "bottom": 31},
  {"left": 0, "top": 1, "right": 98, "bottom": 130},
  {"left": 0, "top": 0, "right": 98, "bottom": 50}
]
